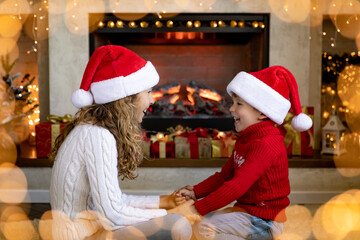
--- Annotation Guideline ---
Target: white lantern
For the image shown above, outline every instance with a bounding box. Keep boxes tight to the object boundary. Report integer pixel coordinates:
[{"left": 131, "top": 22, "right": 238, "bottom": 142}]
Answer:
[{"left": 321, "top": 110, "right": 347, "bottom": 155}]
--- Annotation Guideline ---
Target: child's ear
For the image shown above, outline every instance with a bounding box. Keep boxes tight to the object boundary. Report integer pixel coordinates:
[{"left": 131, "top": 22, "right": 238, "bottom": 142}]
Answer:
[{"left": 259, "top": 113, "right": 268, "bottom": 120}]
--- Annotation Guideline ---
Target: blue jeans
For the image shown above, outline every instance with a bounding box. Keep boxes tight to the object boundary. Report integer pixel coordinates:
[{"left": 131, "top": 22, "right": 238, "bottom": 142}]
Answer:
[{"left": 193, "top": 208, "right": 283, "bottom": 240}]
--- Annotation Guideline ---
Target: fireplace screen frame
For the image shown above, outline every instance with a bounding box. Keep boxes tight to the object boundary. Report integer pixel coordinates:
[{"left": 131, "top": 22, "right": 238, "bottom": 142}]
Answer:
[{"left": 89, "top": 13, "right": 269, "bottom": 131}]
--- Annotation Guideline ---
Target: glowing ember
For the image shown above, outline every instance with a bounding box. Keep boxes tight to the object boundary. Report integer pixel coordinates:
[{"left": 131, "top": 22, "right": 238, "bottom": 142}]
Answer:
[{"left": 199, "top": 89, "right": 222, "bottom": 101}]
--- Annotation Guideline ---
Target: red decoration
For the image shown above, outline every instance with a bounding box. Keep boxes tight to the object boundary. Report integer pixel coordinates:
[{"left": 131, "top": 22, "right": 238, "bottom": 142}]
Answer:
[
  {"left": 35, "top": 122, "right": 67, "bottom": 158},
  {"left": 150, "top": 141, "right": 175, "bottom": 158}
]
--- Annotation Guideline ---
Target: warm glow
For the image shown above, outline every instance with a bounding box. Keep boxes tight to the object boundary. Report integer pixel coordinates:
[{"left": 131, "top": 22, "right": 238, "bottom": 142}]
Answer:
[
  {"left": 334, "top": 132, "right": 360, "bottom": 177},
  {"left": 0, "top": 205, "right": 34, "bottom": 240},
  {"left": 313, "top": 190, "right": 360, "bottom": 239},
  {"left": 0, "top": 15, "right": 22, "bottom": 38},
  {"left": 269, "top": 0, "right": 311, "bottom": 23},
  {"left": 167, "top": 85, "right": 181, "bottom": 95},
  {"left": 187, "top": 94, "right": 194, "bottom": 105},
  {"left": 39, "top": 210, "right": 53, "bottom": 240},
  {"left": 186, "top": 86, "right": 195, "bottom": 94},
  {"left": 0, "top": 37, "right": 17, "bottom": 56},
  {"left": 170, "top": 94, "right": 180, "bottom": 104},
  {"left": 0, "top": 131, "right": 17, "bottom": 165},
  {"left": 0, "top": 163, "right": 28, "bottom": 203},
  {"left": 217, "top": 131, "right": 225, "bottom": 138},
  {"left": 151, "top": 91, "right": 163, "bottom": 101},
  {"left": 199, "top": 89, "right": 222, "bottom": 101},
  {"left": 156, "top": 132, "right": 164, "bottom": 140},
  {"left": 279, "top": 205, "right": 312, "bottom": 239}
]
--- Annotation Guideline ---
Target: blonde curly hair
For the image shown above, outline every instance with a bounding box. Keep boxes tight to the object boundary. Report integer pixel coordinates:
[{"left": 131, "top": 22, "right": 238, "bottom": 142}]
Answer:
[{"left": 49, "top": 94, "right": 143, "bottom": 180}]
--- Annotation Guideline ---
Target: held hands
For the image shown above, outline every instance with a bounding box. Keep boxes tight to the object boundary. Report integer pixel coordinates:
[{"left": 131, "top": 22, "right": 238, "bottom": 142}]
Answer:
[
  {"left": 175, "top": 185, "right": 197, "bottom": 201},
  {"left": 159, "top": 192, "right": 186, "bottom": 209}
]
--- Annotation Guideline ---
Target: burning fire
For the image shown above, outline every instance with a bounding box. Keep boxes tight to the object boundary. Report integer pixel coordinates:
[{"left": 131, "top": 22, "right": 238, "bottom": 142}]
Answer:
[{"left": 150, "top": 81, "right": 229, "bottom": 116}]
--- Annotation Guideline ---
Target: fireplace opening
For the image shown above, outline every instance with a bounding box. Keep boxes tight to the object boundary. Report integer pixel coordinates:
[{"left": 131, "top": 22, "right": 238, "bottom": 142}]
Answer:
[{"left": 90, "top": 13, "right": 269, "bottom": 131}]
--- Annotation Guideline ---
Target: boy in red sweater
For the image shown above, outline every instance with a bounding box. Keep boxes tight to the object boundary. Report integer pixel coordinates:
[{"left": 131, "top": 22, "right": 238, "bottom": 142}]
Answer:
[{"left": 174, "top": 66, "right": 313, "bottom": 239}]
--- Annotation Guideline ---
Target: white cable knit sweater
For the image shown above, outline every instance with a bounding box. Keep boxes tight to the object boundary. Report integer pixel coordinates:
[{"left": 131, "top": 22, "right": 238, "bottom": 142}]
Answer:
[{"left": 50, "top": 124, "right": 167, "bottom": 239}]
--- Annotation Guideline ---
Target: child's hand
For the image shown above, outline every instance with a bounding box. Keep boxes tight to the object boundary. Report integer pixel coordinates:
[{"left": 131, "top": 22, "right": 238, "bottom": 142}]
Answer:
[
  {"left": 173, "top": 192, "right": 187, "bottom": 206},
  {"left": 160, "top": 193, "right": 186, "bottom": 209},
  {"left": 175, "top": 185, "right": 197, "bottom": 201}
]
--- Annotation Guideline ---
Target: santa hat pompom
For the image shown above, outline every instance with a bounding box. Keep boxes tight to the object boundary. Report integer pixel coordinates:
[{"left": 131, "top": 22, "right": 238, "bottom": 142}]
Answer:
[
  {"left": 291, "top": 112, "right": 312, "bottom": 132},
  {"left": 71, "top": 89, "right": 93, "bottom": 109}
]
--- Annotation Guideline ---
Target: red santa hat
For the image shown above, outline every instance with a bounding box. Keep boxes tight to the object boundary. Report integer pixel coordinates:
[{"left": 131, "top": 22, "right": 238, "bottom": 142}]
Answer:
[
  {"left": 226, "top": 65, "right": 312, "bottom": 132},
  {"left": 71, "top": 45, "right": 159, "bottom": 108}
]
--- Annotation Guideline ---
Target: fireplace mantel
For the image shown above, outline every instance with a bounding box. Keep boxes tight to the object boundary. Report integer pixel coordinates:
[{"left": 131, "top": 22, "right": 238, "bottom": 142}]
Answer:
[{"left": 17, "top": 141, "right": 337, "bottom": 168}]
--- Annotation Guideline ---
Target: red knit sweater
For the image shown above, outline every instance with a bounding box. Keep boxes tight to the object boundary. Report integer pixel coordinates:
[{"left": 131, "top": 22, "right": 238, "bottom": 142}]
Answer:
[{"left": 193, "top": 121, "right": 290, "bottom": 222}]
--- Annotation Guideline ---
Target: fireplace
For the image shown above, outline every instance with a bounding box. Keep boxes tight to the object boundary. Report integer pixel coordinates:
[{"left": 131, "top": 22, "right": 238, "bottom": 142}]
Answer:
[{"left": 90, "top": 13, "right": 269, "bottom": 131}]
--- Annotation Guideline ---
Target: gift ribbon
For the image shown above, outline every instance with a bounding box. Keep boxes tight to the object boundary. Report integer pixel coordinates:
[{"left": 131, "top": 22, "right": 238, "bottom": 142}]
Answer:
[
  {"left": 159, "top": 142, "right": 166, "bottom": 158},
  {"left": 212, "top": 130, "right": 237, "bottom": 157},
  {"left": 51, "top": 124, "right": 61, "bottom": 149},
  {"left": 48, "top": 114, "right": 74, "bottom": 124},
  {"left": 181, "top": 128, "right": 209, "bottom": 158},
  {"left": 283, "top": 107, "right": 314, "bottom": 155}
]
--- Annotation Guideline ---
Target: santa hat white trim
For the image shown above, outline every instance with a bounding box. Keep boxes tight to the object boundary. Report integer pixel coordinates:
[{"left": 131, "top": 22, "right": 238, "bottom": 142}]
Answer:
[
  {"left": 227, "top": 71, "right": 291, "bottom": 125},
  {"left": 71, "top": 61, "right": 159, "bottom": 108},
  {"left": 91, "top": 61, "right": 159, "bottom": 104}
]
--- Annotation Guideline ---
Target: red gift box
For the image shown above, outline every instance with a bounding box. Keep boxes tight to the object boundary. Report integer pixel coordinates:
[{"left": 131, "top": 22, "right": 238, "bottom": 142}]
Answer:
[
  {"left": 278, "top": 107, "right": 314, "bottom": 156},
  {"left": 35, "top": 122, "right": 67, "bottom": 158},
  {"left": 178, "top": 128, "right": 210, "bottom": 159},
  {"left": 150, "top": 141, "right": 175, "bottom": 158}
]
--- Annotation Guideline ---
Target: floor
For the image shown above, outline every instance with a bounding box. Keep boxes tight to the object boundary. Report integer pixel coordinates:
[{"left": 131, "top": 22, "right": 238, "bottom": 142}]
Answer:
[{"left": 0, "top": 203, "right": 51, "bottom": 220}]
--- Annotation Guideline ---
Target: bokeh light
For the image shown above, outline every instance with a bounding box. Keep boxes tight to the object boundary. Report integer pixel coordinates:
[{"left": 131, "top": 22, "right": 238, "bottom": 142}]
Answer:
[
  {"left": 268, "top": 0, "right": 310, "bottom": 23},
  {"left": 0, "top": 131, "right": 17, "bottom": 165},
  {"left": 0, "top": 0, "right": 31, "bottom": 14},
  {"left": 0, "top": 81, "right": 15, "bottom": 124},
  {"left": 2, "top": 116, "right": 29, "bottom": 145},
  {"left": 0, "top": 38, "right": 17, "bottom": 57},
  {"left": 0, "top": 205, "right": 35, "bottom": 240},
  {"left": 0, "top": 163, "right": 28, "bottom": 203},
  {"left": 329, "top": 0, "right": 360, "bottom": 40},
  {"left": 356, "top": 32, "right": 360, "bottom": 51},
  {"left": 337, "top": 64, "right": 360, "bottom": 132},
  {"left": 279, "top": 205, "right": 312, "bottom": 239},
  {"left": 313, "top": 190, "right": 360, "bottom": 239},
  {"left": 333, "top": 132, "right": 360, "bottom": 177},
  {"left": 308, "top": 0, "right": 326, "bottom": 27},
  {"left": 64, "top": 0, "right": 105, "bottom": 35},
  {"left": 0, "top": 15, "right": 22, "bottom": 38},
  {"left": 39, "top": 210, "right": 53, "bottom": 240}
]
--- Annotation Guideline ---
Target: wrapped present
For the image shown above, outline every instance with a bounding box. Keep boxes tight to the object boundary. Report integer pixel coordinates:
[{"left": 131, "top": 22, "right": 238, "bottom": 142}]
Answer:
[
  {"left": 35, "top": 122, "right": 67, "bottom": 158},
  {"left": 211, "top": 130, "right": 237, "bottom": 158},
  {"left": 35, "top": 114, "right": 73, "bottom": 158},
  {"left": 142, "top": 133, "right": 150, "bottom": 158},
  {"left": 278, "top": 107, "right": 314, "bottom": 156},
  {"left": 150, "top": 133, "right": 175, "bottom": 158},
  {"left": 175, "top": 128, "right": 211, "bottom": 159}
]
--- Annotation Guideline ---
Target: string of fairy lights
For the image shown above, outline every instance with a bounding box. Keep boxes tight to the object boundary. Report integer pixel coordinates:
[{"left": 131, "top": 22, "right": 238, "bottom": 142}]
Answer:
[{"left": 97, "top": 18, "right": 265, "bottom": 30}]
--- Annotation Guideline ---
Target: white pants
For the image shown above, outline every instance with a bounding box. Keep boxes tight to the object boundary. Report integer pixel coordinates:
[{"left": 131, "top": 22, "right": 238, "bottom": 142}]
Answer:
[{"left": 193, "top": 208, "right": 283, "bottom": 240}]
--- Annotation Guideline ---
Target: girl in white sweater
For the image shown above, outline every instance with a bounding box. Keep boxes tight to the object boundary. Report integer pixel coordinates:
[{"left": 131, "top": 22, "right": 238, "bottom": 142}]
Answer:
[{"left": 49, "top": 45, "right": 192, "bottom": 239}]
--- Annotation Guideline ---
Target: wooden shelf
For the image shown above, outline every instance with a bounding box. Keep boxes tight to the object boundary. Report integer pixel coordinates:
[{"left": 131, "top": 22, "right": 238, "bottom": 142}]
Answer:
[{"left": 16, "top": 141, "right": 340, "bottom": 168}]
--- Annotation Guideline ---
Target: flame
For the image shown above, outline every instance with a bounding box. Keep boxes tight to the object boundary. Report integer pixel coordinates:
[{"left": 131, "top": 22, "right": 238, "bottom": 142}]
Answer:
[
  {"left": 167, "top": 85, "right": 181, "bottom": 95},
  {"left": 152, "top": 91, "right": 164, "bottom": 101},
  {"left": 186, "top": 86, "right": 196, "bottom": 94},
  {"left": 199, "top": 89, "right": 222, "bottom": 101},
  {"left": 170, "top": 94, "right": 180, "bottom": 104},
  {"left": 187, "top": 93, "right": 195, "bottom": 105}
]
